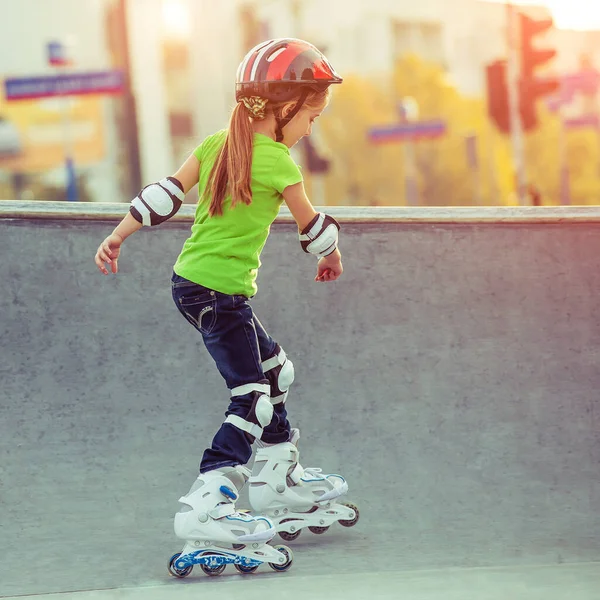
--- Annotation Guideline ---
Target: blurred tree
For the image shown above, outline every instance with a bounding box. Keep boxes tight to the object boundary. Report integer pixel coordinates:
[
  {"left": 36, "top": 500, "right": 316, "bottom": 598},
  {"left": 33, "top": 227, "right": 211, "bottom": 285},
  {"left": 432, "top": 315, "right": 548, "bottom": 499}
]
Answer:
[
  {"left": 525, "top": 106, "right": 600, "bottom": 205},
  {"left": 318, "top": 55, "right": 518, "bottom": 206},
  {"left": 20, "top": 173, "right": 92, "bottom": 202},
  {"left": 317, "top": 75, "right": 407, "bottom": 206},
  {"left": 317, "top": 55, "right": 599, "bottom": 206}
]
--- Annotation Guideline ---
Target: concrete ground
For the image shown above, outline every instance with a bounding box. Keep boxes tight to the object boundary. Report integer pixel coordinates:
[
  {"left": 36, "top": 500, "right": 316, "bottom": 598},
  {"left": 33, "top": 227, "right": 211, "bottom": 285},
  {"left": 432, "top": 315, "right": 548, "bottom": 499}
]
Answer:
[
  {"left": 1, "top": 205, "right": 599, "bottom": 598},
  {"left": 3, "top": 564, "right": 600, "bottom": 600}
]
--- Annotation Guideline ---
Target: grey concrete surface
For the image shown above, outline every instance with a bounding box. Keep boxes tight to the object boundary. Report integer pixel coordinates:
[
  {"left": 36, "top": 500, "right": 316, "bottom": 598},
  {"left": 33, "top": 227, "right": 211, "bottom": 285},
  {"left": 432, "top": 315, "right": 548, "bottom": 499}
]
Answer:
[
  {"left": 1, "top": 208, "right": 599, "bottom": 597},
  {"left": 3, "top": 564, "right": 600, "bottom": 600}
]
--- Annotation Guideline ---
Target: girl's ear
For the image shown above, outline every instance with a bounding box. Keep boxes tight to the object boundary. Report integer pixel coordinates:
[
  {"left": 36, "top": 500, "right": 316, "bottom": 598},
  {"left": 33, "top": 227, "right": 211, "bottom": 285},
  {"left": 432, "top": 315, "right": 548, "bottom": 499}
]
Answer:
[{"left": 281, "top": 101, "right": 296, "bottom": 119}]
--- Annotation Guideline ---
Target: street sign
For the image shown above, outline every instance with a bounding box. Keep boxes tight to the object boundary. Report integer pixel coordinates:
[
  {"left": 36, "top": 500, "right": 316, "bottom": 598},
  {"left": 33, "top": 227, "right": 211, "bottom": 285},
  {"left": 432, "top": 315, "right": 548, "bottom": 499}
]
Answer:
[
  {"left": 546, "top": 69, "right": 600, "bottom": 111},
  {"left": 47, "top": 41, "right": 72, "bottom": 66},
  {"left": 368, "top": 120, "right": 447, "bottom": 144},
  {"left": 4, "top": 70, "right": 124, "bottom": 101},
  {"left": 564, "top": 114, "right": 600, "bottom": 130}
]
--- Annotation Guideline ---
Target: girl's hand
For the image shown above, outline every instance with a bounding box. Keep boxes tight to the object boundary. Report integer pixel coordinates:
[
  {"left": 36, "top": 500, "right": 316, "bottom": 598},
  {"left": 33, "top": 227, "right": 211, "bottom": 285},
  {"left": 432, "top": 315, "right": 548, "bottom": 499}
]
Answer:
[
  {"left": 95, "top": 233, "right": 124, "bottom": 275},
  {"left": 315, "top": 251, "right": 343, "bottom": 283}
]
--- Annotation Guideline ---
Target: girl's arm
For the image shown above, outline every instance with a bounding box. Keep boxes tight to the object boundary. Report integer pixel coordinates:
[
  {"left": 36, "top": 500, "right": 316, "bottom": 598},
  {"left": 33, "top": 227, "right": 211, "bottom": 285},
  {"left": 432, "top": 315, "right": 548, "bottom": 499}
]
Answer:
[
  {"left": 95, "top": 154, "right": 200, "bottom": 275},
  {"left": 282, "top": 181, "right": 342, "bottom": 283},
  {"left": 172, "top": 153, "right": 201, "bottom": 195},
  {"left": 282, "top": 180, "right": 317, "bottom": 230}
]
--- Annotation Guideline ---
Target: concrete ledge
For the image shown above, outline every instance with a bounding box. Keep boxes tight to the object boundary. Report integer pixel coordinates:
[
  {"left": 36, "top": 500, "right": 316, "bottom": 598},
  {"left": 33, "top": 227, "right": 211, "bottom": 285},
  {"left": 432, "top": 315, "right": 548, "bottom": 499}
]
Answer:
[{"left": 1, "top": 200, "right": 600, "bottom": 223}]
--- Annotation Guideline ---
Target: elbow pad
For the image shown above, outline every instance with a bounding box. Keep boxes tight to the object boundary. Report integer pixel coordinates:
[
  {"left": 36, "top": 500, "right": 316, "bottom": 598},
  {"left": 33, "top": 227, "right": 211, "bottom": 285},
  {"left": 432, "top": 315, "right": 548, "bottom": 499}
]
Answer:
[
  {"left": 299, "top": 212, "right": 340, "bottom": 258},
  {"left": 129, "top": 177, "right": 185, "bottom": 226}
]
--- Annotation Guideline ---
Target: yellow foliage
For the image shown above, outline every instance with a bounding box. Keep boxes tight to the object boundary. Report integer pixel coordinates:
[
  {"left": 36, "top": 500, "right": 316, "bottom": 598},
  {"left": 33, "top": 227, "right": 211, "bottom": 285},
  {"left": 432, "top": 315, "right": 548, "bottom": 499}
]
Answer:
[
  {"left": 313, "top": 54, "right": 600, "bottom": 206},
  {"left": 526, "top": 110, "right": 600, "bottom": 205}
]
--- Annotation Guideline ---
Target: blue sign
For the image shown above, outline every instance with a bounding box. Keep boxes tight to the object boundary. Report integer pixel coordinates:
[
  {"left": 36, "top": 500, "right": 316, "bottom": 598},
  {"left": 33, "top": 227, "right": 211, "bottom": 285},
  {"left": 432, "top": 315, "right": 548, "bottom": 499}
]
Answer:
[
  {"left": 47, "top": 41, "right": 70, "bottom": 66},
  {"left": 368, "top": 119, "right": 447, "bottom": 144},
  {"left": 4, "top": 70, "right": 124, "bottom": 101}
]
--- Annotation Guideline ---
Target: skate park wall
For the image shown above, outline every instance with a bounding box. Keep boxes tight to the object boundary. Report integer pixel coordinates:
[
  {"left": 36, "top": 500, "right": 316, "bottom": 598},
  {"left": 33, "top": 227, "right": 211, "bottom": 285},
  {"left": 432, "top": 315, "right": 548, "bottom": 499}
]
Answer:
[{"left": 1, "top": 202, "right": 599, "bottom": 597}]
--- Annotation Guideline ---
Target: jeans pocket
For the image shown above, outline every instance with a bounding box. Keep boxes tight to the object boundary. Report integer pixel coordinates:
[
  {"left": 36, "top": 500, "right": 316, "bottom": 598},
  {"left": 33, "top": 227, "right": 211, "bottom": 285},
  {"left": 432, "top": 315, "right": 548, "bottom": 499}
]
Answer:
[{"left": 177, "top": 291, "right": 218, "bottom": 335}]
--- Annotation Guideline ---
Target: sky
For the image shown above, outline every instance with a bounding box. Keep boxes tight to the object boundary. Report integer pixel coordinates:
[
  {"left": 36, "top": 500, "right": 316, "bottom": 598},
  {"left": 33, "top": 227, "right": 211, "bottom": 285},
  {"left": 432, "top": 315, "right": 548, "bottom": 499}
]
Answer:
[
  {"left": 483, "top": 0, "right": 600, "bottom": 30},
  {"left": 162, "top": 0, "right": 600, "bottom": 36}
]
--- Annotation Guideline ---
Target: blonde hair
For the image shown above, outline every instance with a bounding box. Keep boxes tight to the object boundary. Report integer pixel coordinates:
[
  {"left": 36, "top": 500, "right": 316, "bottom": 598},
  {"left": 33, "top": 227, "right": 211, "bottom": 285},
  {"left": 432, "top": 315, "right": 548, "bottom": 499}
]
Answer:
[{"left": 203, "top": 87, "right": 331, "bottom": 217}]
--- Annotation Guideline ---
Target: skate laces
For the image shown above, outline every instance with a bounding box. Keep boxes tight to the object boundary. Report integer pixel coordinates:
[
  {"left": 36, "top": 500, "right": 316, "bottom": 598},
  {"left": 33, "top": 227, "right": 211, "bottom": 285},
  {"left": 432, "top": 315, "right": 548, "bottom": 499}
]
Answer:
[{"left": 301, "top": 467, "right": 327, "bottom": 481}]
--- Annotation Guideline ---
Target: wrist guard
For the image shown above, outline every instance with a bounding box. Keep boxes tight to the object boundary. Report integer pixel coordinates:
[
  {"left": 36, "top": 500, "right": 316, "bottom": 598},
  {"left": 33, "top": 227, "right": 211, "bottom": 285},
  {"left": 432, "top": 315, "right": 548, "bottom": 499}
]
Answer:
[{"left": 299, "top": 212, "right": 340, "bottom": 258}]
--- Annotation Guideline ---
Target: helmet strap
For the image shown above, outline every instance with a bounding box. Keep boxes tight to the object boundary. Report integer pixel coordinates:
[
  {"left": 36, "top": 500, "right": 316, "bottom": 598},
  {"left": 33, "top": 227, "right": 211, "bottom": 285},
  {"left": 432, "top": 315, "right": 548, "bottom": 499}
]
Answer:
[{"left": 275, "top": 88, "right": 310, "bottom": 143}]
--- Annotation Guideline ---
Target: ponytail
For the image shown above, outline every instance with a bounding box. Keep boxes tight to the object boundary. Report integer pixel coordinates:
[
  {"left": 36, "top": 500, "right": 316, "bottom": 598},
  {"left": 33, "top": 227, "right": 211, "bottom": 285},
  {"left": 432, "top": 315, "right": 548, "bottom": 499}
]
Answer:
[
  {"left": 203, "top": 87, "right": 330, "bottom": 217},
  {"left": 204, "top": 102, "right": 253, "bottom": 217}
]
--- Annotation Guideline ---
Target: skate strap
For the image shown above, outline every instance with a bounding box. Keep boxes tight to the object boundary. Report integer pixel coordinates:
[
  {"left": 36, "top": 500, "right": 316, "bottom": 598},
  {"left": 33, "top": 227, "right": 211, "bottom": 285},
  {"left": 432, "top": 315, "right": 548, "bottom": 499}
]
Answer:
[
  {"left": 230, "top": 382, "right": 270, "bottom": 397},
  {"left": 208, "top": 503, "right": 236, "bottom": 520},
  {"left": 225, "top": 415, "right": 264, "bottom": 440},
  {"left": 270, "top": 391, "right": 288, "bottom": 405},
  {"left": 261, "top": 348, "right": 286, "bottom": 372},
  {"left": 261, "top": 348, "right": 294, "bottom": 405},
  {"left": 303, "top": 467, "right": 324, "bottom": 478},
  {"left": 288, "top": 463, "right": 305, "bottom": 485},
  {"left": 316, "top": 479, "right": 349, "bottom": 503}
]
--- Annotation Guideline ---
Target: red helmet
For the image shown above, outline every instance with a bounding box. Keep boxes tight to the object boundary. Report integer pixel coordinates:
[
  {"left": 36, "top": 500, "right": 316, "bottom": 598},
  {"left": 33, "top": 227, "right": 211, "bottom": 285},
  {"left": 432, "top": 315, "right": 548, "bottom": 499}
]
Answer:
[{"left": 236, "top": 38, "right": 342, "bottom": 102}]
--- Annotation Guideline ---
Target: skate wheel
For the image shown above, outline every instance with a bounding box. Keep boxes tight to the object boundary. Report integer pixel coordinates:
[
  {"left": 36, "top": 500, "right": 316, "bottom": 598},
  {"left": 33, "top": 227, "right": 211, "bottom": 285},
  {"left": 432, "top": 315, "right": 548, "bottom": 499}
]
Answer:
[
  {"left": 279, "top": 518, "right": 302, "bottom": 541},
  {"left": 308, "top": 525, "right": 330, "bottom": 535},
  {"left": 279, "top": 529, "right": 301, "bottom": 542},
  {"left": 168, "top": 553, "right": 193, "bottom": 578},
  {"left": 200, "top": 562, "right": 226, "bottom": 576},
  {"left": 338, "top": 502, "right": 359, "bottom": 528},
  {"left": 268, "top": 545, "right": 293, "bottom": 572},
  {"left": 235, "top": 563, "right": 259, "bottom": 574}
]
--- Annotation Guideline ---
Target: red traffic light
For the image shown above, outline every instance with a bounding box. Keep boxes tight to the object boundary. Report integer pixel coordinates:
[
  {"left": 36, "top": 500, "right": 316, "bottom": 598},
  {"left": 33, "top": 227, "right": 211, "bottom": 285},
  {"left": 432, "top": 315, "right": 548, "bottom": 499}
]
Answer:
[
  {"left": 485, "top": 60, "right": 542, "bottom": 134},
  {"left": 520, "top": 13, "right": 556, "bottom": 79},
  {"left": 486, "top": 60, "right": 510, "bottom": 134},
  {"left": 520, "top": 14, "right": 553, "bottom": 38}
]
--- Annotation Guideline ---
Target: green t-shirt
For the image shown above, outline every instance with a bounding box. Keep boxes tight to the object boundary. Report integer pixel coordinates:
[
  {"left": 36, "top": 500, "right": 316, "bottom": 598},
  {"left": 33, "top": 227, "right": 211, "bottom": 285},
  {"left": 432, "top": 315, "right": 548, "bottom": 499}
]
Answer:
[{"left": 173, "top": 130, "right": 303, "bottom": 297}]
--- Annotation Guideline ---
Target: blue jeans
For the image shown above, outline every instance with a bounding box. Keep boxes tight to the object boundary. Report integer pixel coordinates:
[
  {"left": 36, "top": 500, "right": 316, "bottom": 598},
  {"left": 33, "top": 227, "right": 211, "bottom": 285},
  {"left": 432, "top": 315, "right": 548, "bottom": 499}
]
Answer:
[{"left": 171, "top": 273, "right": 291, "bottom": 473}]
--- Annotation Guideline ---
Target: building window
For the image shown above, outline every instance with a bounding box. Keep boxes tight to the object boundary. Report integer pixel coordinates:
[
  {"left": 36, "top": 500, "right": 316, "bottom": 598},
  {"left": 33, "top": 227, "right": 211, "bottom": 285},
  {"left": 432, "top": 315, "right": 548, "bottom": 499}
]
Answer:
[{"left": 393, "top": 20, "right": 444, "bottom": 66}]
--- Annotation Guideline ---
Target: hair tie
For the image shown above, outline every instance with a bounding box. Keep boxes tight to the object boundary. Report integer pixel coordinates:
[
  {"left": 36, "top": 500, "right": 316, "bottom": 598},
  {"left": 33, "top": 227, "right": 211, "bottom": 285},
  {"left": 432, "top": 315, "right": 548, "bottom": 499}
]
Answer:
[{"left": 241, "top": 96, "right": 268, "bottom": 120}]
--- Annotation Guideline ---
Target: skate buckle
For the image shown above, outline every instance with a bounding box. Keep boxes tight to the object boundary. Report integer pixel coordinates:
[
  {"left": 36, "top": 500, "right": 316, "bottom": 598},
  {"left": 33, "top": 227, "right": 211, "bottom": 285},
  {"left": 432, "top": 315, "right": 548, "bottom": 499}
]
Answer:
[{"left": 220, "top": 485, "right": 238, "bottom": 501}]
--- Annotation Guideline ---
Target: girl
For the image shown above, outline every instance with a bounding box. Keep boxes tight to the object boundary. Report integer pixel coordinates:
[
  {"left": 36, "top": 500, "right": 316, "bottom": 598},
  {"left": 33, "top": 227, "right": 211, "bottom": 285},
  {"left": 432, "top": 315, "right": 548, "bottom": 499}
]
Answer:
[{"left": 95, "top": 39, "right": 357, "bottom": 575}]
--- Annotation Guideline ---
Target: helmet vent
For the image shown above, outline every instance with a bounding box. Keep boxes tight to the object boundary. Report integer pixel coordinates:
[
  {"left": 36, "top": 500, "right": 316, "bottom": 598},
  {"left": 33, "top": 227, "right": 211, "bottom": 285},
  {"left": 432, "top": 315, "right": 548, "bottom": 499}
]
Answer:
[{"left": 267, "top": 48, "right": 286, "bottom": 63}]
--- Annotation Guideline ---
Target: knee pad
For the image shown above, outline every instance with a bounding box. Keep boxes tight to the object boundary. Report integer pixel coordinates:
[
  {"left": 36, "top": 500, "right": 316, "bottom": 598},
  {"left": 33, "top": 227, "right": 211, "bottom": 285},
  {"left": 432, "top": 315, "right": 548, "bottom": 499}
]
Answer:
[
  {"left": 262, "top": 345, "right": 294, "bottom": 405},
  {"left": 224, "top": 382, "right": 274, "bottom": 441}
]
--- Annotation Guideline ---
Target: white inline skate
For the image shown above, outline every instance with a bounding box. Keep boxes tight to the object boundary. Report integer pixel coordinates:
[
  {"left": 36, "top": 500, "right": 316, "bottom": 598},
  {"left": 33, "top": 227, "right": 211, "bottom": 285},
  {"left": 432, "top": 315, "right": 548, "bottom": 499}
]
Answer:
[
  {"left": 168, "top": 465, "right": 293, "bottom": 577},
  {"left": 248, "top": 429, "right": 359, "bottom": 541}
]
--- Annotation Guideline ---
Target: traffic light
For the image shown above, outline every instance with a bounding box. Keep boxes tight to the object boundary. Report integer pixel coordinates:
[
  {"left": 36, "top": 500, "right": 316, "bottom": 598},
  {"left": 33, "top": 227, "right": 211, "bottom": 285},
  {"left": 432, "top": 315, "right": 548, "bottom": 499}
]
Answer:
[
  {"left": 519, "top": 13, "right": 560, "bottom": 127},
  {"left": 486, "top": 13, "right": 560, "bottom": 135},
  {"left": 520, "top": 14, "right": 556, "bottom": 80},
  {"left": 486, "top": 60, "right": 537, "bottom": 134},
  {"left": 486, "top": 60, "right": 510, "bottom": 134}
]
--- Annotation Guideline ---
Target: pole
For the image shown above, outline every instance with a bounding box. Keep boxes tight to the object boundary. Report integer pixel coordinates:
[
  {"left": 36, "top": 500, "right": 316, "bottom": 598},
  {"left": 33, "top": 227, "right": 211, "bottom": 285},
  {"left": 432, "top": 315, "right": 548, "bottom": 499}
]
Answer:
[
  {"left": 465, "top": 134, "right": 483, "bottom": 205},
  {"left": 486, "top": 120, "right": 500, "bottom": 205},
  {"left": 59, "top": 68, "right": 78, "bottom": 202},
  {"left": 558, "top": 110, "right": 571, "bottom": 204},
  {"left": 290, "top": 0, "right": 327, "bottom": 204},
  {"left": 400, "top": 97, "right": 419, "bottom": 206},
  {"left": 50, "top": 39, "right": 79, "bottom": 202},
  {"left": 109, "top": 0, "right": 142, "bottom": 197},
  {"left": 506, "top": 2, "right": 527, "bottom": 205},
  {"left": 404, "top": 142, "right": 418, "bottom": 206}
]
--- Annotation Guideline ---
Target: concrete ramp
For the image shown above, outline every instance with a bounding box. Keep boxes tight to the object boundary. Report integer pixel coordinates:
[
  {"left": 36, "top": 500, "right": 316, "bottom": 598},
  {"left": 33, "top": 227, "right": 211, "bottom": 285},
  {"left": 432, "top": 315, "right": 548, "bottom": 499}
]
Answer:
[{"left": 1, "top": 203, "right": 599, "bottom": 598}]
